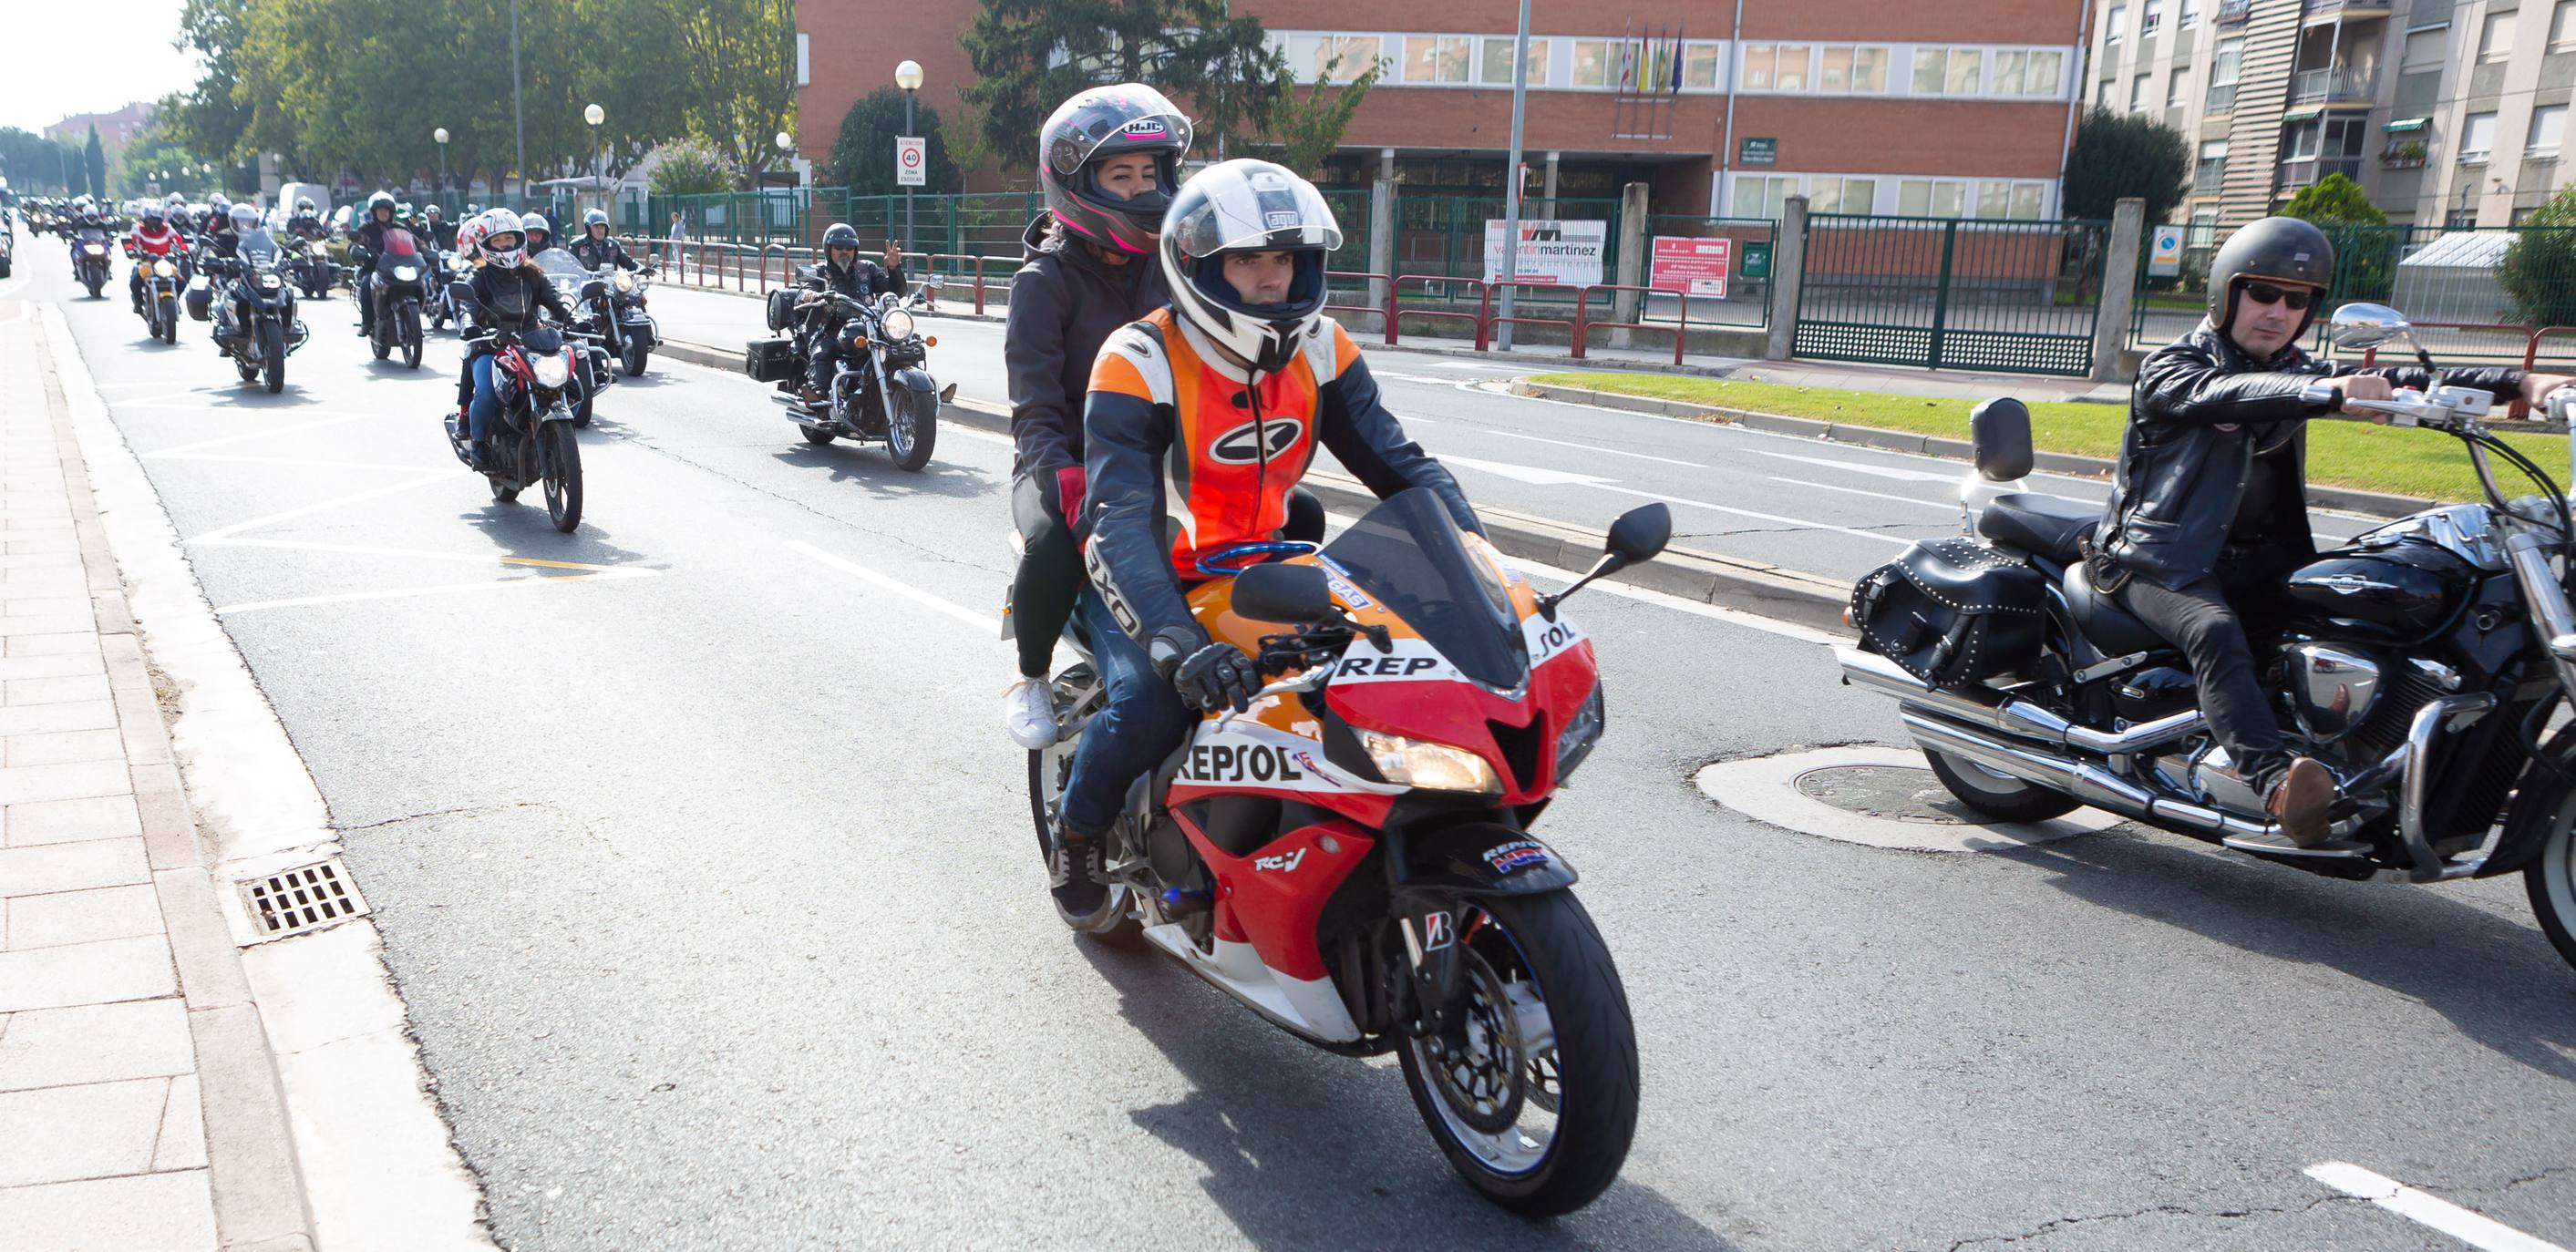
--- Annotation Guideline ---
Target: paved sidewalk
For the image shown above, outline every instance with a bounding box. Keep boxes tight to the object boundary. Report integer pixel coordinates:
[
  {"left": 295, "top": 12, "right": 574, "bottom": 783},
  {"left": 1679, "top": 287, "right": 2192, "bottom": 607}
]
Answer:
[{"left": 0, "top": 308, "right": 314, "bottom": 1251}]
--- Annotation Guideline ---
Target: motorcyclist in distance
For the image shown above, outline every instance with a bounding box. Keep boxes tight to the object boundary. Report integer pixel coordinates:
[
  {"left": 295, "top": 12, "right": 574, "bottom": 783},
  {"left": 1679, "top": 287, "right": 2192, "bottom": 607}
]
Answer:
[
  {"left": 791, "top": 222, "right": 906, "bottom": 407},
  {"left": 567, "top": 208, "right": 641, "bottom": 272},
  {"left": 448, "top": 207, "right": 577, "bottom": 467},
  {"left": 521, "top": 211, "right": 554, "bottom": 256},
  {"left": 127, "top": 203, "right": 190, "bottom": 313},
  {"left": 349, "top": 191, "right": 406, "bottom": 338}
]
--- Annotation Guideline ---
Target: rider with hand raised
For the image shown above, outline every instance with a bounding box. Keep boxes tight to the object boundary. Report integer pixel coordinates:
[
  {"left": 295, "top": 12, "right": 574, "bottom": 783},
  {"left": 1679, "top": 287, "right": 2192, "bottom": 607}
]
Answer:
[{"left": 792, "top": 222, "right": 907, "bottom": 407}]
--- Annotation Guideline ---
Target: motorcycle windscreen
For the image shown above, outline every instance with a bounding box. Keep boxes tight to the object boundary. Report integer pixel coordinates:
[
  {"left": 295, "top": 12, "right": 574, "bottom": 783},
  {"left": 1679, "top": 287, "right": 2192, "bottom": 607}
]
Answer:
[
  {"left": 381, "top": 229, "right": 419, "bottom": 258},
  {"left": 1319, "top": 487, "right": 1528, "bottom": 692},
  {"left": 520, "top": 325, "right": 566, "bottom": 355},
  {"left": 237, "top": 233, "right": 281, "bottom": 268}
]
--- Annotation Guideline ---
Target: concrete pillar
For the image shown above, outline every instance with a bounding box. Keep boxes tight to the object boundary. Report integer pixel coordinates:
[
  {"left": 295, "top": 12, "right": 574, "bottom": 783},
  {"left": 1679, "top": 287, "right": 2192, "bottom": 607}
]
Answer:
[
  {"left": 1368, "top": 148, "right": 1397, "bottom": 317},
  {"left": 2093, "top": 196, "right": 2146, "bottom": 383},
  {"left": 1764, "top": 195, "right": 1809, "bottom": 362},
  {"left": 1613, "top": 181, "right": 1650, "bottom": 325},
  {"left": 1542, "top": 151, "right": 1561, "bottom": 217}
]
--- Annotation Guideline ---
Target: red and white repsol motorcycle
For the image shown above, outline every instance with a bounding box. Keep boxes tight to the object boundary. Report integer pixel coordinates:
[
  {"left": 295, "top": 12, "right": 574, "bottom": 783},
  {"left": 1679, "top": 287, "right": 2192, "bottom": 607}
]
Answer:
[{"left": 1028, "top": 489, "right": 1668, "bottom": 1215}]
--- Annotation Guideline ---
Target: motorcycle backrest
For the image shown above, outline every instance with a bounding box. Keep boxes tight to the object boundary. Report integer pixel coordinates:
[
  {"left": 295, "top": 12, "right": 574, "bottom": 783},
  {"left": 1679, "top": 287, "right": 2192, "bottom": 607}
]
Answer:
[
  {"left": 1970, "top": 397, "right": 2035, "bottom": 483},
  {"left": 1231, "top": 561, "right": 1335, "bottom": 625}
]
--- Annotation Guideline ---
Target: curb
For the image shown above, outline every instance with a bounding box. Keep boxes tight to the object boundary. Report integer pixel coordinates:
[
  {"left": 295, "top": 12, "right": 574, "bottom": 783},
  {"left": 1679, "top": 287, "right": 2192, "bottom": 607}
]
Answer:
[
  {"left": 34, "top": 312, "right": 321, "bottom": 1252},
  {"left": 657, "top": 335, "right": 1854, "bottom": 632},
  {"left": 1511, "top": 380, "right": 2445, "bottom": 520}
]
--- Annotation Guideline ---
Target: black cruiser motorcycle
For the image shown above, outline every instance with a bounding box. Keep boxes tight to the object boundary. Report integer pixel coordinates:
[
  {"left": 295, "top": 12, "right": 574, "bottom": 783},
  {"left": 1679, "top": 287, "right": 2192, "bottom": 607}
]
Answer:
[{"left": 1837, "top": 303, "right": 2576, "bottom": 972}]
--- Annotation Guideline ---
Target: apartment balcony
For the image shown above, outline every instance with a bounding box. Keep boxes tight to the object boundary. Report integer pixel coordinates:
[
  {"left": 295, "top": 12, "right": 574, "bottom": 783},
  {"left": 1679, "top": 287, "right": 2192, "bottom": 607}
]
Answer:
[
  {"left": 2277, "top": 156, "right": 2365, "bottom": 189},
  {"left": 2217, "top": 0, "right": 2253, "bottom": 25},
  {"left": 2289, "top": 67, "right": 2379, "bottom": 105},
  {"left": 2304, "top": 0, "right": 2394, "bottom": 24}
]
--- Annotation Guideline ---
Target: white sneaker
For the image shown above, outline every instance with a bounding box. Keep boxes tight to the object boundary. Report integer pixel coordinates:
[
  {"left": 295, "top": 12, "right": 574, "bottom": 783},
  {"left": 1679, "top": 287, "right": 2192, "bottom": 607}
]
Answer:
[{"left": 1004, "top": 677, "right": 1058, "bottom": 750}]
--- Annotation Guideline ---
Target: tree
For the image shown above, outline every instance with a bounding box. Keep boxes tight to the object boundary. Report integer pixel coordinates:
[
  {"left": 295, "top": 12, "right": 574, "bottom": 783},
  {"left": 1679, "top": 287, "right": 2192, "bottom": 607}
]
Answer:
[
  {"left": 2500, "top": 185, "right": 2576, "bottom": 329},
  {"left": 116, "top": 121, "right": 208, "bottom": 198},
  {"left": 83, "top": 127, "right": 106, "bottom": 200},
  {"left": 826, "top": 91, "right": 960, "bottom": 195},
  {"left": 658, "top": 0, "right": 798, "bottom": 187},
  {"left": 961, "top": 0, "right": 1285, "bottom": 180},
  {"left": 647, "top": 141, "right": 733, "bottom": 197},
  {"left": 0, "top": 129, "right": 80, "bottom": 194},
  {"left": 2284, "top": 172, "right": 2397, "bottom": 303},
  {"left": 2061, "top": 106, "right": 2188, "bottom": 224},
  {"left": 1261, "top": 54, "right": 1380, "bottom": 177},
  {"left": 165, "top": 0, "right": 250, "bottom": 168}
]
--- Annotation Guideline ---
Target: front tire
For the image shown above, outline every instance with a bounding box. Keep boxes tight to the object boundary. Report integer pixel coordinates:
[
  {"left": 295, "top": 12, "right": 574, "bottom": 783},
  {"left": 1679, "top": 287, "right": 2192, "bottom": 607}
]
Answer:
[
  {"left": 259, "top": 321, "right": 284, "bottom": 394},
  {"left": 2523, "top": 793, "right": 2576, "bottom": 974},
  {"left": 1397, "top": 888, "right": 1638, "bottom": 1217},
  {"left": 398, "top": 303, "right": 422, "bottom": 369},
  {"left": 541, "top": 422, "right": 582, "bottom": 532},
  {"left": 622, "top": 340, "right": 649, "bottom": 376},
  {"left": 158, "top": 296, "right": 179, "bottom": 344},
  {"left": 887, "top": 387, "right": 935, "bottom": 471},
  {"left": 1923, "top": 749, "right": 2079, "bottom": 823}
]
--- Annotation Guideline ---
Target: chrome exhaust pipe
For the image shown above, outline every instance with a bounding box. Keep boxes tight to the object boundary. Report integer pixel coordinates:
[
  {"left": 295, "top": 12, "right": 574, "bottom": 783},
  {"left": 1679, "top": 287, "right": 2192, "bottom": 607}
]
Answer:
[
  {"left": 1900, "top": 711, "right": 2275, "bottom": 839},
  {"left": 1839, "top": 647, "right": 2203, "bottom": 756}
]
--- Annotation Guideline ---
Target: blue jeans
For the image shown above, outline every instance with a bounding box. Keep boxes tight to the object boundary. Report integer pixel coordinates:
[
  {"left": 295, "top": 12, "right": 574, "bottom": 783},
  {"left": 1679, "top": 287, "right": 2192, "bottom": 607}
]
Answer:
[
  {"left": 1059, "top": 591, "right": 1195, "bottom": 836},
  {"left": 467, "top": 354, "right": 500, "bottom": 442}
]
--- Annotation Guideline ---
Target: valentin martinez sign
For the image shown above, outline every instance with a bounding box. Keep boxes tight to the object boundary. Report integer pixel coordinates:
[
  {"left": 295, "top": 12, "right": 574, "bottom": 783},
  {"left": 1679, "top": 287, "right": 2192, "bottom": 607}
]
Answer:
[{"left": 1481, "top": 219, "right": 1608, "bottom": 285}]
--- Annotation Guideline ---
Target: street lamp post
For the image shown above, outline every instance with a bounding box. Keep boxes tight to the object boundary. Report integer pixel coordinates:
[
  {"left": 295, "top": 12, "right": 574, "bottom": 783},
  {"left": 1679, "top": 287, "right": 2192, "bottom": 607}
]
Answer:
[
  {"left": 1494, "top": 0, "right": 1532, "bottom": 352},
  {"left": 434, "top": 127, "right": 450, "bottom": 191},
  {"left": 583, "top": 104, "right": 604, "bottom": 216},
  {"left": 895, "top": 59, "right": 922, "bottom": 254},
  {"left": 510, "top": 0, "right": 526, "bottom": 202}
]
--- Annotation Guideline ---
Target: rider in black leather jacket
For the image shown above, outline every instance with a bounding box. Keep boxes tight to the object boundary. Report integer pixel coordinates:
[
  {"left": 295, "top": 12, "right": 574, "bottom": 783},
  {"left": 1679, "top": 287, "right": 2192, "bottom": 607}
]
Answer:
[
  {"left": 794, "top": 222, "right": 906, "bottom": 403},
  {"left": 2095, "top": 216, "right": 2570, "bottom": 848},
  {"left": 568, "top": 210, "right": 641, "bottom": 272}
]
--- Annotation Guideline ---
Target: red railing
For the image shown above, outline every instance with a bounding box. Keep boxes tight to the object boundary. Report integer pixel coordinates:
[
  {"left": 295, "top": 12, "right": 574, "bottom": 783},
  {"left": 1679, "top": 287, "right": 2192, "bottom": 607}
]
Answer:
[
  {"left": 1574, "top": 284, "right": 1693, "bottom": 366},
  {"left": 1486, "top": 281, "right": 1583, "bottom": 356},
  {"left": 1325, "top": 270, "right": 1393, "bottom": 337},
  {"left": 922, "top": 253, "right": 1021, "bottom": 314},
  {"left": 1390, "top": 275, "right": 1491, "bottom": 351}
]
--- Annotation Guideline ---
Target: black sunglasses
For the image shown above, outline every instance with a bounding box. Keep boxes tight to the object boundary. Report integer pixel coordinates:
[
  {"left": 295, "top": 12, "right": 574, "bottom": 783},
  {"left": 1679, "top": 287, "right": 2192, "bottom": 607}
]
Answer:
[{"left": 2242, "top": 282, "right": 2316, "bottom": 312}]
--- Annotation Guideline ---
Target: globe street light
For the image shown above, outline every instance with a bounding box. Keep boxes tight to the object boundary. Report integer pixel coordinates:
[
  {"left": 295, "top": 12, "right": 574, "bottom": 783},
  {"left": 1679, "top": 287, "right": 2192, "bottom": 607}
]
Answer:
[
  {"left": 894, "top": 59, "right": 923, "bottom": 253},
  {"left": 583, "top": 104, "right": 604, "bottom": 202},
  {"left": 434, "top": 127, "right": 450, "bottom": 190}
]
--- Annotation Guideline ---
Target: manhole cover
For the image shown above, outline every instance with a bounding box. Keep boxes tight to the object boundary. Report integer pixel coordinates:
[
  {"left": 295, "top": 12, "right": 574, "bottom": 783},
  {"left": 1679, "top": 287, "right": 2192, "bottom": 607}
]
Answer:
[
  {"left": 1794, "top": 765, "right": 1987, "bottom": 825},
  {"left": 1695, "top": 746, "right": 2123, "bottom": 853}
]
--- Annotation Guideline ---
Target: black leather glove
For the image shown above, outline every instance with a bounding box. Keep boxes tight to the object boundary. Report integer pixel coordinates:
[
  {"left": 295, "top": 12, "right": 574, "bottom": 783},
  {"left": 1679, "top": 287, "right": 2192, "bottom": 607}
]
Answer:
[{"left": 1149, "top": 626, "right": 1262, "bottom": 713}]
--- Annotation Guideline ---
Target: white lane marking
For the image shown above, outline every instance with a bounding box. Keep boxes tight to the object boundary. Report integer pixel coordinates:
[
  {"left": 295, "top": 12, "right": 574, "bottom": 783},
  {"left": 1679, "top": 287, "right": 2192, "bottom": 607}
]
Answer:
[
  {"left": 1592, "top": 483, "right": 1911, "bottom": 547},
  {"left": 2306, "top": 1163, "right": 2570, "bottom": 1252},
  {"left": 212, "top": 567, "right": 656, "bottom": 616},
  {"left": 941, "top": 423, "right": 1014, "bottom": 448},
  {"left": 198, "top": 537, "right": 646, "bottom": 572},
  {"left": 1767, "top": 476, "right": 1956, "bottom": 511},
  {"left": 1371, "top": 370, "right": 1463, "bottom": 385},
  {"left": 183, "top": 469, "right": 470, "bottom": 545},
  {"left": 1758, "top": 450, "right": 1961, "bottom": 483},
  {"left": 787, "top": 540, "right": 1000, "bottom": 634},
  {"left": 1427, "top": 360, "right": 1489, "bottom": 370},
  {"left": 1499, "top": 553, "right": 1847, "bottom": 647},
  {"left": 155, "top": 452, "right": 433, "bottom": 474},
  {"left": 1440, "top": 455, "right": 1619, "bottom": 487},
  {"left": 1475, "top": 427, "right": 1702, "bottom": 467},
  {"left": 143, "top": 414, "right": 376, "bottom": 457}
]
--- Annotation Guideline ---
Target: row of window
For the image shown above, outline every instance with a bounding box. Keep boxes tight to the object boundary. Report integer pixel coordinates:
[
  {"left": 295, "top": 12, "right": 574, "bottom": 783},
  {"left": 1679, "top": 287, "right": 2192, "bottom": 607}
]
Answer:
[
  {"left": 1266, "top": 32, "right": 2074, "bottom": 99},
  {"left": 1726, "top": 172, "right": 2057, "bottom": 221},
  {"left": 2104, "top": 1, "right": 2576, "bottom": 104},
  {"left": 2103, "top": 0, "right": 2203, "bottom": 44},
  {"left": 2456, "top": 105, "right": 2568, "bottom": 162}
]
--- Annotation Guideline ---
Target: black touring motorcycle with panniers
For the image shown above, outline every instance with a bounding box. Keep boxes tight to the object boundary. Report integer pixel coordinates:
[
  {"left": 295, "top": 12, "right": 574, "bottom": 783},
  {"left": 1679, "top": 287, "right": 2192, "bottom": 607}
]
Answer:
[
  {"left": 745, "top": 281, "right": 950, "bottom": 469},
  {"left": 1838, "top": 303, "right": 2576, "bottom": 972},
  {"left": 196, "top": 232, "right": 308, "bottom": 395}
]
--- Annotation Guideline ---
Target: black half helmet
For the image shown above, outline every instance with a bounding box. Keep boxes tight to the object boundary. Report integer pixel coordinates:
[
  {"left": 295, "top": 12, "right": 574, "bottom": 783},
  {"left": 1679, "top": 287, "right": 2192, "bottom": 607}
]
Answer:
[{"left": 2208, "top": 215, "right": 2335, "bottom": 339}]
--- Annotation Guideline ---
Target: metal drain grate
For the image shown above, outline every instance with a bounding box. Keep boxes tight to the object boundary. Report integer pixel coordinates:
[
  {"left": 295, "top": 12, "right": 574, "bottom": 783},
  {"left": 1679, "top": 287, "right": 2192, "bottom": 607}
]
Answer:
[{"left": 239, "top": 858, "right": 370, "bottom": 941}]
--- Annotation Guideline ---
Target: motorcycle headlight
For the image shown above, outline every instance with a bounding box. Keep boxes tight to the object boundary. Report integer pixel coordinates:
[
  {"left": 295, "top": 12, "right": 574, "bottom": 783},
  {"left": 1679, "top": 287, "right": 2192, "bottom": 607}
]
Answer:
[
  {"left": 153, "top": 260, "right": 177, "bottom": 278},
  {"left": 1359, "top": 731, "right": 1501, "bottom": 794},
  {"left": 531, "top": 353, "right": 571, "bottom": 389},
  {"left": 84, "top": 243, "right": 106, "bottom": 255},
  {"left": 1555, "top": 683, "right": 1606, "bottom": 781},
  {"left": 393, "top": 264, "right": 418, "bottom": 282},
  {"left": 254, "top": 272, "right": 280, "bottom": 289},
  {"left": 613, "top": 272, "right": 634, "bottom": 292},
  {"left": 881, "top": 309, "right": 916, "bottom": 341}
]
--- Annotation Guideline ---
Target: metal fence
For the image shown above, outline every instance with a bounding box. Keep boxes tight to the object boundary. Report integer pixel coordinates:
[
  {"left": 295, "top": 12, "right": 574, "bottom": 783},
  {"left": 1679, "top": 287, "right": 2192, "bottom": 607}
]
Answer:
[{"left": 1797, "top": 213, "right": 2112, "bottom": 376}]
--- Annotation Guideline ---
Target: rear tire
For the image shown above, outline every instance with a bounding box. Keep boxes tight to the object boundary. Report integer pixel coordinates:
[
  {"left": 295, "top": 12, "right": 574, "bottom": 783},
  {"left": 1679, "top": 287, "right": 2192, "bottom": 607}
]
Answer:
[
  {"left": 799, "top": 425, "right": 836, "bottom": 446},
  {"left": 541, "top": 423, "right": 582, "bottom": 532},
  {"left": 1397, "top": 888, "right": 1638, "bottom": 1217},
  {"left": 1923, "top": 749, "right": 2079, "bottom": 823},
  {"left": 259, "top": 321, "right": 284, "bottom": 395}
]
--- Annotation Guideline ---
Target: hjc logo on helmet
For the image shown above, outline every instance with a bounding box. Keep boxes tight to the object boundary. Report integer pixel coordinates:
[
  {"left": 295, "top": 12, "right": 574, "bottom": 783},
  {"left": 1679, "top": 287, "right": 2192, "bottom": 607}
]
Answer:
[
  {"left": 1120, "top": 119, "right": 1170, "bottom": 139},
  {"left": 1208, "top": 417, "right": 1304, "bottom": 465}
]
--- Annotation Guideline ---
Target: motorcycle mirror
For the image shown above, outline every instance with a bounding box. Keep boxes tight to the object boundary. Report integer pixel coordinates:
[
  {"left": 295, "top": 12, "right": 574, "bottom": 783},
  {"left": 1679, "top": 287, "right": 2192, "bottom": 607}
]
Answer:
[
  {"left": 2328, "top": 302, "right": 2414, "bottom": 352},
  {"left": 1605, "top": 503, "right": 1670, "bottom": 567},
  {"left": 1970, "top": 396, "right": 2035, "bottom": 484},
  {"left": 1229, "top": 561, "right": 1335, "bottom": 625}
]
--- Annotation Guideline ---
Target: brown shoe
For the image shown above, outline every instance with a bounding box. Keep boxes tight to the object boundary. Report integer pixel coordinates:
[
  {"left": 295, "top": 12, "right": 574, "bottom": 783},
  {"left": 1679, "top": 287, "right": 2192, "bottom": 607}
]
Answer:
[
  {"left": 2264, "top": 757, "right": 2336, "bottom": 848},
  {"left": 798, "top": 384, "right": 825, "bottom": 407}
]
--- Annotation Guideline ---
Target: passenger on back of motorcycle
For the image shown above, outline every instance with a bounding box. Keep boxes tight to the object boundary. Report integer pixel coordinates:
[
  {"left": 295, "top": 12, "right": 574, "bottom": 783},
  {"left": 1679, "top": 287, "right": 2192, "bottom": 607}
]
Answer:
[
  {"left": 521, "top": 211, "right": 553, "bottom": 256},
  {"left": 448, "top": 207, "right": 575, "bottom": 467},
  {"left": 2094, "top": 215, "right": 2576, "bottom": 849},
  {"left": 568, "top": 209, "right": 641, "bottom": 273},
  {"left": 793, "top": 221, "right": 908, "bottom": 407}
]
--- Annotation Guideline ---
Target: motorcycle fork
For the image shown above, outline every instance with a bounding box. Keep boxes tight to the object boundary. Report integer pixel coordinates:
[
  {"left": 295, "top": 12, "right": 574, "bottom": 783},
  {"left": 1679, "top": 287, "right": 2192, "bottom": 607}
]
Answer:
[{"left": 1390, "top": 888, "right": 1468, "bottom": 1038}]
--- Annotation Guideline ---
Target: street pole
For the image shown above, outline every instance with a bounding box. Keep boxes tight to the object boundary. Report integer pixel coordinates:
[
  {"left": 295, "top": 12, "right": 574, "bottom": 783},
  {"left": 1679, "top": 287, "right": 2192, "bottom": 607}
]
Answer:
[
  {"left": 510, "top": 0, "right": 526, "bottom": 204},
  {"left": 435, "top": 128, "right": 449, "bottom": 193},
  {"left": 1495, "top": 0, "right": 1532, "bottom": 352},
  {"left": 904, "top": 88, "right": 916, "bottom": 251}
]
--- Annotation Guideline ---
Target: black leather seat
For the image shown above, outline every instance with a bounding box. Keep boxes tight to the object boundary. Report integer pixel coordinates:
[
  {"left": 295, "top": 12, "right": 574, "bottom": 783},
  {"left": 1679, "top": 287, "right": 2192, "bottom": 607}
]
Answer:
[
  {"left": 2062, "top": 561, "right": 2169, "bottom": 656},
  {"left": 1977, "top": 493, "right": 2100, "bottom": 564}
]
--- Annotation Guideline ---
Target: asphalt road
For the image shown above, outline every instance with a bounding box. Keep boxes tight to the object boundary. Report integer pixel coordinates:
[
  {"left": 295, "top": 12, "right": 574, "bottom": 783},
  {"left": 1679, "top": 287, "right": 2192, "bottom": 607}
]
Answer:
[{"left": 10, "top": 234, "right": 2576, "bottom": 1251}]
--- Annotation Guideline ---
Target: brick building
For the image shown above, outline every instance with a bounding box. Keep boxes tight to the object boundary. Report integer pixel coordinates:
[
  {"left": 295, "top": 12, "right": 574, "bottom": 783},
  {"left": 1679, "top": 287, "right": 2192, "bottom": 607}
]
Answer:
[
  {"left": 792, "top": 0, "right": 2091, "bottom": 221},
  {"left": 44, "top": 102, "right": 155, "bottom": 152},
  {"left": 2088, "top": 0, "right": 2576, "bottom": 232}
]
